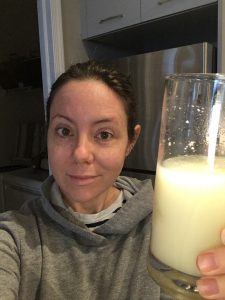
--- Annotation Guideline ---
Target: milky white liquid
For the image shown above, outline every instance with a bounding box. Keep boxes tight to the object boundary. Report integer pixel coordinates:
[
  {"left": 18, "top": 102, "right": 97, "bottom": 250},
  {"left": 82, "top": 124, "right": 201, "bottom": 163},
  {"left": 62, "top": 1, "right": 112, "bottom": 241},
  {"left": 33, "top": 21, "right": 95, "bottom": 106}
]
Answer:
[{"left": 151, "top": 155, "right": 225, "bottom": 276}]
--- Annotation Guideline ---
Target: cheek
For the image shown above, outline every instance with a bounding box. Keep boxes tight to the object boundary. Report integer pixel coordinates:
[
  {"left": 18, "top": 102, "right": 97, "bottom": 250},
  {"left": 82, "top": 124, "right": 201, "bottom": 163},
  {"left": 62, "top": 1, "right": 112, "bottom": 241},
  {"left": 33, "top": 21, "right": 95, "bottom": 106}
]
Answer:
[
  {"left": 98, "top": 147, "right": 127, "bottom": 171},
  {"left": 47, "top": 141, "right": 68, "bottom": 172},
  {"left": 47, "top": 138, "right": 56, "bottom": 161},
  {"left": 47, "top": 131, "right": 72, "bottom": 161}
]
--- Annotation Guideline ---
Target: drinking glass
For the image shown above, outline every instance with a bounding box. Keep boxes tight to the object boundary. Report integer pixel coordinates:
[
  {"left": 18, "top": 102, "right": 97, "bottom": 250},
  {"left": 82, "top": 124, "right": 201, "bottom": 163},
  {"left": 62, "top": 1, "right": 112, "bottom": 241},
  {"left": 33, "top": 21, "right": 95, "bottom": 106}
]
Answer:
[{"left": 148, "top": 73, "right": 225, "bottom": 299}]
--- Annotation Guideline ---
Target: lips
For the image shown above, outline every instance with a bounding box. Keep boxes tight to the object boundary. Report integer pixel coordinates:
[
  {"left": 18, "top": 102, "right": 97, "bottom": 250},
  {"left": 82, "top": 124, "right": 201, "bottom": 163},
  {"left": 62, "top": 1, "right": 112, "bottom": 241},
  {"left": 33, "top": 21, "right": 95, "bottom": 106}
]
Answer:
[{"left": 67, "top": 174, "right": 98, "bottom": 186}]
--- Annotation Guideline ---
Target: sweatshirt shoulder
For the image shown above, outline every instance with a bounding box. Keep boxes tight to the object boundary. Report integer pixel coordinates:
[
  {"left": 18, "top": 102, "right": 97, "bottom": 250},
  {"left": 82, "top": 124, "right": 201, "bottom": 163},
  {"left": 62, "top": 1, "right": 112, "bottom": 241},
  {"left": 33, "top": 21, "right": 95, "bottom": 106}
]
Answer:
[
  {"left": 115, "top": 176, "right": 153, "bottom": 194},
  {"left": 0, "top": 198, "right": 42, "bottom": 240}
]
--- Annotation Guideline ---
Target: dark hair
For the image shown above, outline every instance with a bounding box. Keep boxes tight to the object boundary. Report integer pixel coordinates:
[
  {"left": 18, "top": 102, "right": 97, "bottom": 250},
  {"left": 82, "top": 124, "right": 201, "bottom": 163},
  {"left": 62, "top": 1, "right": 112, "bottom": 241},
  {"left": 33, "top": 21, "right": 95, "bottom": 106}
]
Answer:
[{"left": 47, "top": 60, "right": 137, "bottom": 141}]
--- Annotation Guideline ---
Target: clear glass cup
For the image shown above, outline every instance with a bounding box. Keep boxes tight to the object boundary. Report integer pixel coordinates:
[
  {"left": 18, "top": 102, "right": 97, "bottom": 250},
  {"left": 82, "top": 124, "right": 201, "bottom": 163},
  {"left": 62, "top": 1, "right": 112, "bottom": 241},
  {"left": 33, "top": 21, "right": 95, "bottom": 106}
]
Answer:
[{"left": 147, "top": 73, "right": 225, "bottom": 299}]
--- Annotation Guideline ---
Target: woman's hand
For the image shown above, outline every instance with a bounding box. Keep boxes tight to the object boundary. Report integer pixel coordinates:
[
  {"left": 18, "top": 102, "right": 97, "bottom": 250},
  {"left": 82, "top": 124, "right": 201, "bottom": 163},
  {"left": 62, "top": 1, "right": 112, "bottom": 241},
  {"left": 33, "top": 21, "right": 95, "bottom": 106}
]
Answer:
[{"left": 196, "top": 229, "right": 225, "bottom": 299}]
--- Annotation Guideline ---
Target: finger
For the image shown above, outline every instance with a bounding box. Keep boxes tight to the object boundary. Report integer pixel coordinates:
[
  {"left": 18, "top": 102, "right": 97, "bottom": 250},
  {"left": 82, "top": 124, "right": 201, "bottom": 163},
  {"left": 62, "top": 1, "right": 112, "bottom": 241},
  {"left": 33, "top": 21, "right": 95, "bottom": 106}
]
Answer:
[
  {"left": 221, "top": 228, "right": 225, "bottom": 245},
  {"left": 197, "top": 247, "right": 225, "bottom": 276},
  {"left": 197, "top": 275, "right": 225, "bottom": 299}
]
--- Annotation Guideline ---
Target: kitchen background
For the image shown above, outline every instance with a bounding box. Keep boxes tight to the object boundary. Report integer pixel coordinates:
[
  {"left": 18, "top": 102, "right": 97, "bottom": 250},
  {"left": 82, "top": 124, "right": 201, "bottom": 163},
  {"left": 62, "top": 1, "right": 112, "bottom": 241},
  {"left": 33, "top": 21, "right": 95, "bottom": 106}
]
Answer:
[
  {"left": 0, "top": 0, "right": 222, "bottom": 211},
  {"left": 0, "top": 0, "right": 46, "bottom": 212},
  {"left": 0, "top": 0, "right": 44, "bottom": 168}
]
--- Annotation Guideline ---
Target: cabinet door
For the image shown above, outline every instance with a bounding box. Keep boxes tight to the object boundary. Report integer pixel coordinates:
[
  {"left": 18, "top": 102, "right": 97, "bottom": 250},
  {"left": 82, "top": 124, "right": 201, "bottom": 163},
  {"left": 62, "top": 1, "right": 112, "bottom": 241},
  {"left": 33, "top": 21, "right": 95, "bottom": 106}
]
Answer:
[
  {"left": 141, "top": 0, "right": 217, "bottom": 22},
  {"left": 83, "top": 0, "right": 141, "bottom": 38}
]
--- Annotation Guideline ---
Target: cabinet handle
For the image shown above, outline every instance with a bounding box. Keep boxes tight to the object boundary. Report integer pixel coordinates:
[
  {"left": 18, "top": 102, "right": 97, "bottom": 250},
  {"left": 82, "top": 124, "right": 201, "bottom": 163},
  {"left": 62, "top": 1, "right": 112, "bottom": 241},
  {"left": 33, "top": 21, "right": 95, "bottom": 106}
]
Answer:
[
  {"left": 158, "top": 0, "right": 173, "bottom": 5},
  {"left": 99, "top": 14, "right": 124, "bottom": 24}
]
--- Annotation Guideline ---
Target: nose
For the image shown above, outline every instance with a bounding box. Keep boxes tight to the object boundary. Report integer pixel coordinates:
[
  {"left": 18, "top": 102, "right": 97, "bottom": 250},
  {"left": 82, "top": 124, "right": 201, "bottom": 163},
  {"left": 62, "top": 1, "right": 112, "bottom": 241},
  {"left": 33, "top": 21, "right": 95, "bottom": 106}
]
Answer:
[{"left": 72, "top": 136, "right": 94, "bottom": 164}]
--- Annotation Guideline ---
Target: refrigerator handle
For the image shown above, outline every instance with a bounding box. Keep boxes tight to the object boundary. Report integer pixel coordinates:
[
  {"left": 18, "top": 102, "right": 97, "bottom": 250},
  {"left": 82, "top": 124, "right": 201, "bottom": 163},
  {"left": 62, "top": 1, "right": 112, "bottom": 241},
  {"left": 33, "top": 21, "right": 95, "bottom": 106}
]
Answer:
[{"left": 151, "top": 113, "right": 161, "bottom": 166}]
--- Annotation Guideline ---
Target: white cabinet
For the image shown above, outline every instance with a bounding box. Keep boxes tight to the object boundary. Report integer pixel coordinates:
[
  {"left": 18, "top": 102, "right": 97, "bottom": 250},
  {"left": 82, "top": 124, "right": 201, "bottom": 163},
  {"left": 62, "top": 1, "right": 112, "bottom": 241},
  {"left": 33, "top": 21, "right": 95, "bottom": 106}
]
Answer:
[
  {"left": 81, "top": 0, "right": 217, "bottom": 38},
  {"left": 82, "top": 0, "right": 140, "bottom": 38},
  {"left": 141, "top": 0, "right": 217, "bottom": 22}
]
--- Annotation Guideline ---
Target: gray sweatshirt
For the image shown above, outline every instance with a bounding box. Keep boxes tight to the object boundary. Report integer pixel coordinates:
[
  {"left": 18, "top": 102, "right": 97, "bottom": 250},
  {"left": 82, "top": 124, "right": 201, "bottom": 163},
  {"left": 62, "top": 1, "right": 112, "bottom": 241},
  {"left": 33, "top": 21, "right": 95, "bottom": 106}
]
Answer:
[{"left": 0, "top": 176, "right": 160, "bottom": 300}]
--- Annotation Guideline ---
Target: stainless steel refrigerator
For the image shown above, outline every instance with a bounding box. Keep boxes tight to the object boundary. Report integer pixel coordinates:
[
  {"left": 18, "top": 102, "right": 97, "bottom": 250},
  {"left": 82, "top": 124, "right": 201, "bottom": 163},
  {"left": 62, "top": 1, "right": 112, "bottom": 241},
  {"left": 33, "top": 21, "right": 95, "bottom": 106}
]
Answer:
[{"left": 107, "top": 42, "right": 215, "bottom": 182}]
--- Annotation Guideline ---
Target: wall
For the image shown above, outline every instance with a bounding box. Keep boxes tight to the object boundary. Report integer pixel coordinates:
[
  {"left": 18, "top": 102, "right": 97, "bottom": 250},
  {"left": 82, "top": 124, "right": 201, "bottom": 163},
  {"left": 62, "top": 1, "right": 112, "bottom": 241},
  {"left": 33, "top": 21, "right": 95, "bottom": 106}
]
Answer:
[{"left": 61, "top": 0, "right": 88, "bottom": 69}]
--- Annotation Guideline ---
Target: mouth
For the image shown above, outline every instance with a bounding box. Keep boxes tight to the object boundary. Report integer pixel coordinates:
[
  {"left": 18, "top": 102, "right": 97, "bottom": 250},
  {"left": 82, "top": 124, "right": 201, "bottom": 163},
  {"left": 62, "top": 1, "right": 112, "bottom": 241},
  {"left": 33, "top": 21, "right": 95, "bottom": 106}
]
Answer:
[{"left": 67, "top": 174, "right": 99, "bottom": 186}]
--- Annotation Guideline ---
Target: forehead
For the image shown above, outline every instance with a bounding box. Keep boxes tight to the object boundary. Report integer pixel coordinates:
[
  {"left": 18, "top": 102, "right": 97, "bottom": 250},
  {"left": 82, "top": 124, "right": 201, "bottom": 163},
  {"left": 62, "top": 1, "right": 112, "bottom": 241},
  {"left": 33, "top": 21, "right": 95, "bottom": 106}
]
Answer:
[{"left": 51, "top": 79, "right": 127, "bottom": 116}]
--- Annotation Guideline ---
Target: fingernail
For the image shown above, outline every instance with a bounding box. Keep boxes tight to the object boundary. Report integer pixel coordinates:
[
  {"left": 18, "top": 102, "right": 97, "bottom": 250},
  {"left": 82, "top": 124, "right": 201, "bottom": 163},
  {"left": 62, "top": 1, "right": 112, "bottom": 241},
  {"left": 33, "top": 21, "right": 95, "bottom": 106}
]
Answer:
[
  {"left": 197, "top": 252, "right": 218, "bottom": 273},
  {"left": 197, "top": 278, "right": 219, "bottom": 297}
]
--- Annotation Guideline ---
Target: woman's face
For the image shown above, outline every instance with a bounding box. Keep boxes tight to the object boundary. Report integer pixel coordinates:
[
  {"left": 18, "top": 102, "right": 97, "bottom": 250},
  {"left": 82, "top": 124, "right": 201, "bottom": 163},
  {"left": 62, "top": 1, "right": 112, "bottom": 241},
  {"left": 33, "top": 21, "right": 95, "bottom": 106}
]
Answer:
[{"left": 47, "top": 79, "right": 140, "bottom": 212}]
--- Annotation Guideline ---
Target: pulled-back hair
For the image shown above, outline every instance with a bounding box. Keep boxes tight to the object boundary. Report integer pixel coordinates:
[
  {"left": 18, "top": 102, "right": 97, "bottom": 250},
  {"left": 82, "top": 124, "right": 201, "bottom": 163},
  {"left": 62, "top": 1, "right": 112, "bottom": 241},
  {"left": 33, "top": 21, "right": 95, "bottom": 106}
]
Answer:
[{"left": 47, "top": 60, "right": 137, "bottom": 141}]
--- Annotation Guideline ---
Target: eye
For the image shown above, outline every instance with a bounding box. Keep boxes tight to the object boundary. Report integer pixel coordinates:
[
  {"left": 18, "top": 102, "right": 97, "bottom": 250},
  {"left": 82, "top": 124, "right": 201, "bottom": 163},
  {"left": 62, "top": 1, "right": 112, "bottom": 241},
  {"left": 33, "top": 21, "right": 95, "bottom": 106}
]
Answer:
[
  {"left": 56, "top": 127, "right": 72, "bottom": 137},
  {"left": 96, "top": 131, "right": 113, "bottom": 141}
]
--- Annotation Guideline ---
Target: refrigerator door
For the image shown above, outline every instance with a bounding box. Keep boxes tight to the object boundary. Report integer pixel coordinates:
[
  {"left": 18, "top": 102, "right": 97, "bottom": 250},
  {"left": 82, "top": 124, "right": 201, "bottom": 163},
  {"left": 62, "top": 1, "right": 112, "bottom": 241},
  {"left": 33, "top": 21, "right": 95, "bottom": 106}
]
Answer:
[{"left": 108, "top": 43, "right": 213, "bottom": 175}]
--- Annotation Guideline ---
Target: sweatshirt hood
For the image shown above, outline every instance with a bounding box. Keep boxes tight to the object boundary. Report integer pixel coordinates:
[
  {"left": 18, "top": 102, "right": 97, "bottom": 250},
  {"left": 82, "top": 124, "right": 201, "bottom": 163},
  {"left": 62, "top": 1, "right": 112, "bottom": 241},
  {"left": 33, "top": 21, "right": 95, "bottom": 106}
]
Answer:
[
  {"left": 40, "top": 176, "right": 153, "bottom": 246},
  {"left": 96, "top": 176, "right": 153, "bottom": 235}
]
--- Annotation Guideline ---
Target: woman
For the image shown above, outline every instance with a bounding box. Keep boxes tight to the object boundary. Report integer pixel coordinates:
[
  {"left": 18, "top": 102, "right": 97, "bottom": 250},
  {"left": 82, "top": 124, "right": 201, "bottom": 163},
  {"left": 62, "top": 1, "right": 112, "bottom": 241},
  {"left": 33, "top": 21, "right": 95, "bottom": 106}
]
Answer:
[{"left": 0, "top": 60, "right": 225, "bottom": 299}]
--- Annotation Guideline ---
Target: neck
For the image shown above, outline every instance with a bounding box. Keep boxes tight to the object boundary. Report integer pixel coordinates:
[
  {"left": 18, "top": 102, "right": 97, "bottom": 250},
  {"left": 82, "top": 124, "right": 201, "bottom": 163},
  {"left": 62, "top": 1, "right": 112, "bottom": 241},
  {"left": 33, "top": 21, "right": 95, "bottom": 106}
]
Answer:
[{"left": 63, "top": 186, "right": 120, "bottom": 214}]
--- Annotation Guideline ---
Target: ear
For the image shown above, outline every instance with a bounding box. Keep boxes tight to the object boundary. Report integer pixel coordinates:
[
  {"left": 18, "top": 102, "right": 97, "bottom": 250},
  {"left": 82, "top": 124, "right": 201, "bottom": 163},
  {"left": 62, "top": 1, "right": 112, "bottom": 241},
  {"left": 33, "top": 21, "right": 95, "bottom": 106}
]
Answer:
[{"left": 126, "top": 124, "right": 141, "bottom": 156}]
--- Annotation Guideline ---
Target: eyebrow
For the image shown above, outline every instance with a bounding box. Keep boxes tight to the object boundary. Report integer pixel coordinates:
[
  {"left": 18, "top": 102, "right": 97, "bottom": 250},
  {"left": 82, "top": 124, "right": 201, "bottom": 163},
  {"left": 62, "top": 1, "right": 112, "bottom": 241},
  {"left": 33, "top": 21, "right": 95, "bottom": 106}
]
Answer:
[
  {"left": 51, "top": 114, "right": 73, "bottom": 123},
  {"left": 51, "top": 114, "right": 117, "bottom": 125}
]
